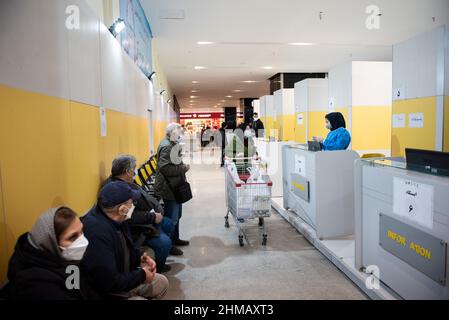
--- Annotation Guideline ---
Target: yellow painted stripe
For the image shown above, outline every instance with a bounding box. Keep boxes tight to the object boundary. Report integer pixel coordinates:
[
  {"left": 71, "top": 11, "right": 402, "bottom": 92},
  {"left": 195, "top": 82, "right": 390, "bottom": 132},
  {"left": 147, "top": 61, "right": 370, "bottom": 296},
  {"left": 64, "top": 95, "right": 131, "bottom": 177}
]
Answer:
[
  {"left": 282, "top": 114, "right": 296, "bottom": 141},
  {"left": 307, "top": 111, "right": 328, "bottom": 141},
  {"left": 444, "top": 96, "right": 449, "bottom": 153},
  {"left": 392, "top": 97, "right": 436, "bottom": 157},
  {"left": 292, "top": 181, "right": 305, "bottom": 191},
  {"left": 352, "top": 106, "right": 391, "bottom": 151}
]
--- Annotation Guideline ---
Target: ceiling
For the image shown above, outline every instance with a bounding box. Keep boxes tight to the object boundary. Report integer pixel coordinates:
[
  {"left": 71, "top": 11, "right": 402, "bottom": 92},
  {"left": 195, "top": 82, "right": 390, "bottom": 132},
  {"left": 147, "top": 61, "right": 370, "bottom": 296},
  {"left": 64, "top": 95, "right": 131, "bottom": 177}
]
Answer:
[{"left": 141, "top": 0, "right": 449, "bottom": 111}]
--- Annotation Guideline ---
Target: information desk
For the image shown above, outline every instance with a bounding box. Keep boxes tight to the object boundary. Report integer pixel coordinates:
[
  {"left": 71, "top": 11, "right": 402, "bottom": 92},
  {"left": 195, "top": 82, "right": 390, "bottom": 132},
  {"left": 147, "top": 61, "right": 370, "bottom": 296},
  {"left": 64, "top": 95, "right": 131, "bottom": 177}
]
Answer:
[
  {"left": 355, "top": 158, "right": 449, "bottom": 299},
  {"left": 282, "top": 144, "right": 359, "bottom": 239}
]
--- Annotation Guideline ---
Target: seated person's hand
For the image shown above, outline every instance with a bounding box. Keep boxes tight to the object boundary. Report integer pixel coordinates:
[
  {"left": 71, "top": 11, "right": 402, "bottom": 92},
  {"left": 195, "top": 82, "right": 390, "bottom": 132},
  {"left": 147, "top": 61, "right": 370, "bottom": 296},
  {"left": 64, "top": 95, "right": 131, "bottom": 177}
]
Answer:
[
  {"left": 141, "top": 253, "right": 156, "bottom": 272},
  {"left": 312, "top": 136, "right": 323, "bottom": 143},
  {"left": 142, "top": 266, "right": 155, "bottom": 283},
  {"left": 155, "top": 212, "right": 163, "bottom": 224}
]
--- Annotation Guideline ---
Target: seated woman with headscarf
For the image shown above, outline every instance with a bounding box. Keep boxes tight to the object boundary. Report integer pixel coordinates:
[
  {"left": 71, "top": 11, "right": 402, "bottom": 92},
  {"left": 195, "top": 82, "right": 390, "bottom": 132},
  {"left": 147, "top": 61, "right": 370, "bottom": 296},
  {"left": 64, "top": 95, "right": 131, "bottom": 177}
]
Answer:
[
  {"left": 313, "top": 112, "right": 351, "bottom": 151},
  {"left": 1, "top": 207, "right": 98, "bottom": 300}
]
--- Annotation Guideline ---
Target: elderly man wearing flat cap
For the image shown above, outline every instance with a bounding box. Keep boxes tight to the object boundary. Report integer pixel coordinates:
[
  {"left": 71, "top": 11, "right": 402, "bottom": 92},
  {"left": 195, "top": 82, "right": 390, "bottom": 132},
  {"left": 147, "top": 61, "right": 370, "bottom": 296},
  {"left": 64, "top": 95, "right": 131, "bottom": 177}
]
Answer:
[{"left": 81, "top": 180, "right": 169, "bottom": 300}]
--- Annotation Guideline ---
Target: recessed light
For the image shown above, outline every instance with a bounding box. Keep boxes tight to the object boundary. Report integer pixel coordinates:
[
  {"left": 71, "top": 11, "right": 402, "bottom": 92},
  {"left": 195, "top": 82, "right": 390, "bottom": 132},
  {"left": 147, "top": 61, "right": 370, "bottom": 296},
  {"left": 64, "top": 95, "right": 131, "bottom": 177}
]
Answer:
[
  {"left": 288, "top": 42, "right": 315, "bottom": 46},
  {"left": 221, "top": 100, "right": 226, "bottom": 102},
  {"left": 233, "top": 89, "right": 242, "bottom": 92},
  {"left": 192, "top": 81, "right": 199, "bottom": 84},
  {"left": 242, "top": 80, "right": 257, "bottom": 83},
  {"left": 190, "top": 96, "right": 198, "bottom": 98},
  {"left": 262, "top": 66, "right": 273, "bottom": 70},
  {"left": 194, "top": 66, "right": 206, "bottom": 70},
  {"left": 226, "top": 96, "right": 233, "bottom": 98},
  {"left": 197, "top": 41, "right": 214, "bottom": 45},
  {"left": 191, "top": 90, "right": 199, "bottom": 93}
]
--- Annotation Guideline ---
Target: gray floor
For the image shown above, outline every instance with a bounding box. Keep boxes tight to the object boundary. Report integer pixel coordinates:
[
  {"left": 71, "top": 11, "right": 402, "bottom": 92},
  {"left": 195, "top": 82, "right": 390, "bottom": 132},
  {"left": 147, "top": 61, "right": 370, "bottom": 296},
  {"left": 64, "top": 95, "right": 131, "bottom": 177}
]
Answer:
[{"left": 163, "top": 147, "right": 367, "bottom": 300}]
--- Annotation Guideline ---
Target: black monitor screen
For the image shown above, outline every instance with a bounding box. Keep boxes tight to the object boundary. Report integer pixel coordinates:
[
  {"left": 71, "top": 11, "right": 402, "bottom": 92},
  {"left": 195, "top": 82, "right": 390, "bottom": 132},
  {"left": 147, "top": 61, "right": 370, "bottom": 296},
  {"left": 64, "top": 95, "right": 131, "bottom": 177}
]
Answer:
[{"left": 405, "top": 148, "right": 449, "bottom": 176}]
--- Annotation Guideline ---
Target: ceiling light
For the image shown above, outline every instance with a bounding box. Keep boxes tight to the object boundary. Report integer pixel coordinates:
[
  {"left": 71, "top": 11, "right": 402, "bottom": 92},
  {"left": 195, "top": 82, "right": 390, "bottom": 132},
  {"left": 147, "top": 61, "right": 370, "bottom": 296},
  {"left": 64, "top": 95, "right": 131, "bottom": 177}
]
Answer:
[
  {"left": 226, "top": 96, "right": 233, "bottom": 98},
  {"left": 262, "top": 66, "right": 273, "bottom": 70},
  {"left": 288, "top": 42, "right": 315, "bottom": 46},
  {"left": 160, "top": 90, "right": 166, "bottom": 95},
  {"left": 221, "top": 100, "right": 226, "bottom": 102},
  {"left": 194, "top": 66, "right": 206, "bottom": 70},
  {"left": 191, "top": 90, "right": 199, "bottom": 93},
  {"left": 233, "top": 89, "right": 242, "bottom": 92},
  {"left": 192, "top": 81, "right": 199, "bottom": 84},
  {"left": 242, "top": 80, "right": 257, "bottom": 83},
  {"left": 109, "top": 18, "right": 126, "bottom": 37},
  {"left": 197, "top": 41, "right": 215, "bottom": 45},
  {"left": 190, "top": 96, "right": 198, "bottom": 98},
  {"left": 167, "top": 99, "right": 172, "bottom": 104}
]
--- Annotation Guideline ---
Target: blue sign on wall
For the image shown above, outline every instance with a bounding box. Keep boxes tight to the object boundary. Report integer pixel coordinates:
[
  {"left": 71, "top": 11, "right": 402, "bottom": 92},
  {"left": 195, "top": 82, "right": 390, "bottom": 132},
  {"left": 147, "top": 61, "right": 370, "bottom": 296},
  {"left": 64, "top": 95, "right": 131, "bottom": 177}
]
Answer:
[{"left": 119, "top": 0, "right": 153, "bottom": 77}]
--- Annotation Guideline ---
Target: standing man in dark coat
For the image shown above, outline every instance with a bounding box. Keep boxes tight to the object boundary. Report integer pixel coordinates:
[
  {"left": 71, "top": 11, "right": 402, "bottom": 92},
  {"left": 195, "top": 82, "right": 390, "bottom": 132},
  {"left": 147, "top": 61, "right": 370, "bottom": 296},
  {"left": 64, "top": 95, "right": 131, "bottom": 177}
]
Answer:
[
  {"left": 219, "top": 122, "right": 228, "bottom": 167},
  {"left": 252, "top": 113, "right": 265, "bottom": 138}
]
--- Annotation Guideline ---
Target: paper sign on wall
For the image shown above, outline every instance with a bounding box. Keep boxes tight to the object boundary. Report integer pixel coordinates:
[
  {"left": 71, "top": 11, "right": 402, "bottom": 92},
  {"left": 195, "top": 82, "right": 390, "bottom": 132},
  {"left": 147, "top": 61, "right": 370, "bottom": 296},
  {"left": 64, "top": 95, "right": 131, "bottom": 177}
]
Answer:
[
  {"left": 328, "top": 98, "right": 335, "bottom": 112},
  {"left": 100, "top": 107, "right": 107, "bottom": 137},
  {"left": 393, "top": 177, "right": 434, "bottom": 229},
  {"left": 392, "top": 114, "right": 406, "bottom": 128},
  {"left": 408, "top": 113, "right": 424, "bottom": 128},
  {"left": 294, "top": 155, "right": 306, "bottom": 177},
  {"left": 297, "top": 113, "right": 304, "bottom": 125}
]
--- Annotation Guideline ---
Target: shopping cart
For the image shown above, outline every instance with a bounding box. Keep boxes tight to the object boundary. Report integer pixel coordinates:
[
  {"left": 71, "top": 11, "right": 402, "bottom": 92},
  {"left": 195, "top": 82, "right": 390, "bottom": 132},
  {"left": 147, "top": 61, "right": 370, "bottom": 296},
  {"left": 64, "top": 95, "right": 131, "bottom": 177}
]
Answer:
[{"left": 224, "top": 157, "right": 272, "bottom": 246}]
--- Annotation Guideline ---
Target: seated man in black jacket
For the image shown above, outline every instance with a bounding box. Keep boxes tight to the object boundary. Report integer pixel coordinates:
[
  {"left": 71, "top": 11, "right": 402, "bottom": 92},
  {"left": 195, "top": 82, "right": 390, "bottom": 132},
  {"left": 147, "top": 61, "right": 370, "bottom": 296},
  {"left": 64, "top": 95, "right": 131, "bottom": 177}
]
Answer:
[
  {"left": 103, "top": 155, "right": 178, "bottom": 273},
  {"left": 81, "top": 181, "right": 169, "bottom": 300}
]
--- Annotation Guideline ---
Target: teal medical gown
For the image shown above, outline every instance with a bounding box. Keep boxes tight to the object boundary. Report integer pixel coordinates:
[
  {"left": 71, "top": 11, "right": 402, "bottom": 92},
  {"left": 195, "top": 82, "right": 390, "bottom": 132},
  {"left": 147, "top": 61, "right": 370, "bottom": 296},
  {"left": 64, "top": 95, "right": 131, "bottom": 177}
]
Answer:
[{"left": 322, "top": 127, "right": 351, "bottom": 151}]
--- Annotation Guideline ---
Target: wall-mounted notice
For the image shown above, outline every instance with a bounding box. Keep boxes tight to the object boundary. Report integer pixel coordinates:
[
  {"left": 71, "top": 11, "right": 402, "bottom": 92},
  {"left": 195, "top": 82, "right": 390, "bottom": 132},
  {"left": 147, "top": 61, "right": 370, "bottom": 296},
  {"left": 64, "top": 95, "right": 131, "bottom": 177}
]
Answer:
[
  {"left": 328, "top": 98, "right": 335, "bottom": 112},
  {"left": 100, "top": 107, "right": 107, "bottom": 137},
  {"left": 294, "top": 155, "right": 306, "bottom": 177},
  {"left": 392, "top": 114, "right": 406, "bottom": 128},
  {"left": 408, "top": 113, "right": 424, "bottom": 128},
  {"left": 393, "top": 177, "right": 434, "bottom": 229},
  {"left": 297, "top": 113, "right": 304, "bottom": 125}
]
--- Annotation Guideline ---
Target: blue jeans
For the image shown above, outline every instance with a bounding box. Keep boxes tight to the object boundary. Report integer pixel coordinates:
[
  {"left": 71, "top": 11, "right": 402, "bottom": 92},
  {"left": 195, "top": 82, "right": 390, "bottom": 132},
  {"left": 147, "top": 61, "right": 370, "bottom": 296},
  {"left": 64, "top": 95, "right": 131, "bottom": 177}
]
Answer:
[
  {"left": 144, "top": 217, "right": 174, "bottom": 269},
  {"left": 163, "top": 199, "right": 183, "bottom": 241}
]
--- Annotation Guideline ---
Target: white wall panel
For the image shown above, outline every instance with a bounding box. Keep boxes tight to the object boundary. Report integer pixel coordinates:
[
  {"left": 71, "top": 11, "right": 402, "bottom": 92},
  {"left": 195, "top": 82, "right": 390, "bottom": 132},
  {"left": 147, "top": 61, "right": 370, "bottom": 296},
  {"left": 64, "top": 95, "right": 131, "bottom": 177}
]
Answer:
[
  {"left": 308, "top": 79, "right": 329, "bottom": 111},
  {"left": 328, "top": 62, "right": 352, "bottom": 108},
  {"left": 68, "top": 0, "right": 101, "bottom": 107},
  {"left": 445, "top": 25, "right": 449, "bottom": 96},
  {"left": 0, "top": 0, "right": 70, "bottom": 99},
  {"left": 393, "top": 27, "right": 439, "bottom": 100},
  {"left": 352, "top": 61, "right": 392, "bottom": 106},
  {"left": 294, "top": 80, "right": 309, "bottom": 114},
  {"left": 99, "top": 23, "right": 125, "bottom": 112}
]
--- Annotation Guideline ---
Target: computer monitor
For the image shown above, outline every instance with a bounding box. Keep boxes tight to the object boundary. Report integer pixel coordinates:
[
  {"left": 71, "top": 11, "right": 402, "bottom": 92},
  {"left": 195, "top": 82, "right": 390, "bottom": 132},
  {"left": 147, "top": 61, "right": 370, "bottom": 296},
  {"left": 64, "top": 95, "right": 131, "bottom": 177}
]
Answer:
[
  {"left": 405, "top": 148, "right": 449, "bottom": 176},
  {"left": 308, "top": 141, "right": 322, "bottom": 152}
]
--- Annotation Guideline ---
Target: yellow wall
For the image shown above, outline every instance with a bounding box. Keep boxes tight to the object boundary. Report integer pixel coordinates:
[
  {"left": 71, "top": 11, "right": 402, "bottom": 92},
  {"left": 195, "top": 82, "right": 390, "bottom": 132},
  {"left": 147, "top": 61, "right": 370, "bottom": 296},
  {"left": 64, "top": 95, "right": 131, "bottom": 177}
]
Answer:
[
  {"left": 153, "top": 120, "right": 168, "bottom": 152},
  {"left": 352, "top": 106, "right": 391, "bottom": 151},
  {"left": 276, "top": 115, "right": 282, "bottom": 140},
  {"left": 265, "top": 116, "right": 275, "bottom": 139},
  {"left": 307, "top": 111, "right": 328, "bottom": 141},
  {"left": 444, "top": 96, "right": 449, "bottom": 152},
  {"left": 391, "top": 97, "right": 437, "bottom": 157},
  {"left": 294, "top": 113, "right": 307, "bottom": 143},
  {"left": 282, "top": 114, "right": 296, "bottom": 141},
  {"left": 0, "top": 85, "right": 150, "bottom": 281}
]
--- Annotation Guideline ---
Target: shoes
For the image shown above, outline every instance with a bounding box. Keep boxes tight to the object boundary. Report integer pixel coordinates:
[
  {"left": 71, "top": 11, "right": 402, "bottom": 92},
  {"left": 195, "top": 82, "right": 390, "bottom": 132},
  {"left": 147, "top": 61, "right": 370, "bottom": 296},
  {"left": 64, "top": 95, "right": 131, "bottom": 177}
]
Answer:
[
  {"left": 170, "top": 246, "right": 183, "bottom": 256},
  {"left": 159, "top": 264, "right": 172, "bottom": 273},
  {"left": 175, "top": 239, "right": 190, "bottom": 246}
]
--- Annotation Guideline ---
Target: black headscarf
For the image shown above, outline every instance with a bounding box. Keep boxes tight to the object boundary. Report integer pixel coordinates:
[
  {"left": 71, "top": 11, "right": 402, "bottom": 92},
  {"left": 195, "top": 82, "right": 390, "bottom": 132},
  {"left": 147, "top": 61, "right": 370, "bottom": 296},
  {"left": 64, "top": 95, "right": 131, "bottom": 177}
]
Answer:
[{"left": 325, "top": 112, "right": 346, "bottom": 131}]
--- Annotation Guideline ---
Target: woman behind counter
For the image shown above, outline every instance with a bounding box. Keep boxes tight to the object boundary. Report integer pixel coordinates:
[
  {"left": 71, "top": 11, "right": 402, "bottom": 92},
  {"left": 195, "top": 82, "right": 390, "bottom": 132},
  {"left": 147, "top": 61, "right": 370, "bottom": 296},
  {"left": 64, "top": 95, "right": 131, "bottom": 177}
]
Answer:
[{"left": 313, "top": 112, "right": 351, "bottom": 151}]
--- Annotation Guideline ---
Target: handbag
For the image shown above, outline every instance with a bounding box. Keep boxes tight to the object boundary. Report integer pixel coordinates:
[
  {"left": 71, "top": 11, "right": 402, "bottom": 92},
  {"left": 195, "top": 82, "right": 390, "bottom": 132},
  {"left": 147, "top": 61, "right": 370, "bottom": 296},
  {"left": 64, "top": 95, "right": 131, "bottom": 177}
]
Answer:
[{"left": 163, "top": 173, "right": 192, "bottom": 204}]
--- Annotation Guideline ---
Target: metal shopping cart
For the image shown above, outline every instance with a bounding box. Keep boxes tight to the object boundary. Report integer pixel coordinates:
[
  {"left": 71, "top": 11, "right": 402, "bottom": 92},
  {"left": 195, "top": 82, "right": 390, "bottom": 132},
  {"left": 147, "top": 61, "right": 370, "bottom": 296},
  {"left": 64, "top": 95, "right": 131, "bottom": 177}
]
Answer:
[{"left": 224, "top": 157, "right": 272, "bottom": 246}]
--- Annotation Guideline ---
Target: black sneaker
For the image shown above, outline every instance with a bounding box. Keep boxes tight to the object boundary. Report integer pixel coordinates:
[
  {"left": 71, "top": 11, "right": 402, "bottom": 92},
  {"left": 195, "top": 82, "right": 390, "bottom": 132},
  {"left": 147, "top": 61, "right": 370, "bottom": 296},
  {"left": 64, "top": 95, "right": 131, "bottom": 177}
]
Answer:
[
  {"left": 170, "top": 246, "right": 183, "bottom": 256},
  {"left": 159, "top": 264, "right": 172, "bottom": 273},
  {"left": 175, "top": 239, "right": 190, "bottom": 246}
]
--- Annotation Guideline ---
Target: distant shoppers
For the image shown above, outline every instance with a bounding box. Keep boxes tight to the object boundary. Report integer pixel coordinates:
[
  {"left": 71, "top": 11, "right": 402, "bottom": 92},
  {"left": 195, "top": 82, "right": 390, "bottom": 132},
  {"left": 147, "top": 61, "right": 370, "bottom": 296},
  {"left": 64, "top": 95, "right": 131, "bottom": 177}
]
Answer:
[
  {"left": 219, "top": 122, "right": 228, "bottom": 167},
  {"left": 225, "top": 123, "right": 258, "bottom": 159},
  {"left": 252, "top": 113, "right": 265, "bottom": 138},
  {"left": 103, "top": 154, "right": 175, "bottom": 273},
  {"left": 81, "top": 181, "right": 169, "bottom": 300},
  {"left": 1, "top": 207, "right": 97, "bottom": 300},
  {"left": 312, "top": 112, "right": 351, "bottom": 151},
  {"left": 155, "top": 123, "right": 191, "bottom": 255}
]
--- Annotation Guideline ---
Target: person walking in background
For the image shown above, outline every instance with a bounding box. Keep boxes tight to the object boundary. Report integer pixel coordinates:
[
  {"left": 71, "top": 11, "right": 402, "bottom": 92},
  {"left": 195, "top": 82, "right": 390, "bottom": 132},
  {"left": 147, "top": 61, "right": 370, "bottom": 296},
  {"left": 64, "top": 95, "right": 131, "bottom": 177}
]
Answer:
[
  {"left": 219, "top": 122, "right": 228, "bottom": 167},
  {"left": 252, "top": 113, "right": 265, "bottom": 138}
]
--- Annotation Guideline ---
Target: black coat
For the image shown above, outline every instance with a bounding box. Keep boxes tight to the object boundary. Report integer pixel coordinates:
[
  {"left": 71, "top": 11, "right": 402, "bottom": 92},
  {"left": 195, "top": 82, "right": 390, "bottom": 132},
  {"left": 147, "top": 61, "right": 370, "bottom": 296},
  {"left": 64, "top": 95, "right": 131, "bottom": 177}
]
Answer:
[
  {"left": 81, "top": 205, "right": 145, "bottom": 297},
  {"left": 253, "top": 119, "right": 265, "bottom": 138},
  {"left": 1, "top": 233, "right": 97, "bottom": 300},
  {"left": 102, "top": 176, "right": 163, "bottom": 240}
]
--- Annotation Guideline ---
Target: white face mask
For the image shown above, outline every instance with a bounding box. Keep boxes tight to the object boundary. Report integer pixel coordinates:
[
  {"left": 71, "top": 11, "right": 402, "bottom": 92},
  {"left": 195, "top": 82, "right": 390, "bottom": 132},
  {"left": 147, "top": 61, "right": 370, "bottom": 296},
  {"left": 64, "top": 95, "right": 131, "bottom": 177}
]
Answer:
[
  {"left": 244, "top": 130, "right": 253, "bottom": 138},
  {"left": 60, "top": 234, "right": 89, "bottom": 261},
  {"left": 124, "top": 204, "right": 135, "bottom": 221}
]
